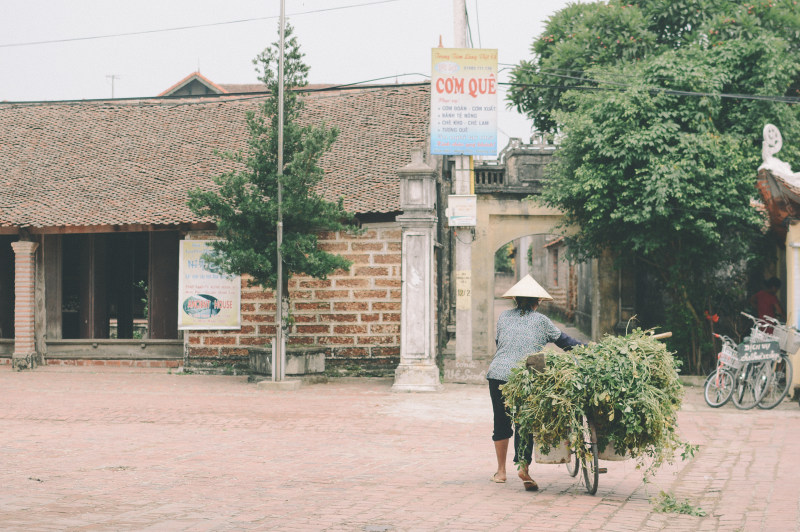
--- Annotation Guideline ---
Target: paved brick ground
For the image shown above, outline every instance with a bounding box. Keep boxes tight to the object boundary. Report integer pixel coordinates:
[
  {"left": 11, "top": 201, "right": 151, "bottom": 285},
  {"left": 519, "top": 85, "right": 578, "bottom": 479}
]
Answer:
[{"left": 1, "top": 366, "right": 798, "bottom": 531}]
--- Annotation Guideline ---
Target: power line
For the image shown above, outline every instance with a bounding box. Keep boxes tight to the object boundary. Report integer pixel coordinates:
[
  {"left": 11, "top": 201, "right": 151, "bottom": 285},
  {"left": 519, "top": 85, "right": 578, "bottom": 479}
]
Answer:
[
  {"left": 0, "top": 0, "right": 402, "bottom": 49},
  {"left": 3, "top": 70, "right": 799, "bottom": 109},
  {"left": 474, "top": 0, "right": 482, "bottom": 49},
  {"left": 0, "top": 76, "right": 430, "bottom": 110},
  {"left": 527, "top": 71, "right": 800, "bottom": 104}
]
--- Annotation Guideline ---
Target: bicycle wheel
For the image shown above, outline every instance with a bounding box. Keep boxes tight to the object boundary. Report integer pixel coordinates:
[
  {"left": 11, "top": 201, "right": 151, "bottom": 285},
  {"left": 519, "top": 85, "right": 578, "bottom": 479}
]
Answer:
[
  {"left": 731, "top": 365, "right": 763, "bottom": 410},
  {"left": 581, "top": 441, "right": 599, "bottom": 495},
  {"left": 758, "top": 355, "right": 793, "bottom": 410},
  {"left": 704, "top": 368, "right": 734, "bottom": 407},
  {"left": 565, "top": 449, "right": 580, "bottom": 477}
]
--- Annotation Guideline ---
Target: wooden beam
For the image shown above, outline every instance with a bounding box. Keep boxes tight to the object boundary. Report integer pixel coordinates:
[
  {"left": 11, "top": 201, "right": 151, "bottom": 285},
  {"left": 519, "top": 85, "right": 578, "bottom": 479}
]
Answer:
[{"left": 0, "top": 223, "right": 216, "bottom": 235}]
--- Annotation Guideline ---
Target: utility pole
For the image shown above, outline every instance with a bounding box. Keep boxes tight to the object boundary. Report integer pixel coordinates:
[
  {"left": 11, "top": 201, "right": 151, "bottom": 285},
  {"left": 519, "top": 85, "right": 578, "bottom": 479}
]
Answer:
[
  {"left": 452, "top": 0, "right": 473, "bottom": 364},
  {"left": 274, "top": 0, "right": 287, "bottom": 382}
]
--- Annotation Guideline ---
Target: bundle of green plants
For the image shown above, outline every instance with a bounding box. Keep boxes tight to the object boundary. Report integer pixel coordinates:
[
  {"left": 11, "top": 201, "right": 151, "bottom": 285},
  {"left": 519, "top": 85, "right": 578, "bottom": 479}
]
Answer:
[{"left": 502, "top": 329, "right": 696, "bottom": 478}]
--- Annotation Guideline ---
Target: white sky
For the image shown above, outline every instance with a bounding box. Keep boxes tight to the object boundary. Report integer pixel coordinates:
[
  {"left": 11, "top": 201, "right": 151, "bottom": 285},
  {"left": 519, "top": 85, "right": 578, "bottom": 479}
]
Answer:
[{"left": 0, "top": 0, "right": 575, "bottom": 154}]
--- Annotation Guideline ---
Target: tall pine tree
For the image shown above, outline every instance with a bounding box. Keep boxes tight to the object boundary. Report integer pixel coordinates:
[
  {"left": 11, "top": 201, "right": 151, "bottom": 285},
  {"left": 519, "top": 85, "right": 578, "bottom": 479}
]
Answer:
[{"left": 189, "top": 24, "right": 358, "bottom": 331}]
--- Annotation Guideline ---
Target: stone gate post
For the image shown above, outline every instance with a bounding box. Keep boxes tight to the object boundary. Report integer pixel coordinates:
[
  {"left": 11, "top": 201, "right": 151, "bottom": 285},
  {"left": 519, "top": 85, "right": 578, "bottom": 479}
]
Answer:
[
  {"left": 392, "top": 149, "right": 442, "bottom": 392},
  {"left": 11, "top": 240, "right": 41, "bottom": 370}
]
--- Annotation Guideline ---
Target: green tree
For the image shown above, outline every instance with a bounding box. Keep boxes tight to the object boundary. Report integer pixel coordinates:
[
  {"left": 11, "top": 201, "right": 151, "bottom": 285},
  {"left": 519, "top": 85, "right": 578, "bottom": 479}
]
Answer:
[
  {"left": 509, "top": 1, "right": 800, "bottom": 372},
  {"left": 495, "top": 242, "right": 514, "bottom": 274},
  {"left": 188, "top": 25, "right": 358, "bottom": 323}
]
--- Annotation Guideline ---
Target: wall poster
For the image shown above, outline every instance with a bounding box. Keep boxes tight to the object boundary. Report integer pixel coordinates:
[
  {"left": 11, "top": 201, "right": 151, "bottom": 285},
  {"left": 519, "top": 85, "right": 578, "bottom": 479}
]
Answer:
[{"left": 178, "top": 240, "right": 241, "bottom": 330}]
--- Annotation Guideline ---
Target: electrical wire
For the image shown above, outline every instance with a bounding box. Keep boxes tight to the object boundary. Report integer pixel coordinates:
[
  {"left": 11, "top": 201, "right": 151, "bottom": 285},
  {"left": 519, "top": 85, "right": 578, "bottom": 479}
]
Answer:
[
  {"left": 474, "top": 0, "right": 482, "bottom": 49},
  {"left": 0, "top": 0, "right": 403, "bottom": 49},
  {"left": 0, "top": 75, "right": 430, "bottom": 109},
  {"left": 464, "top": 4, "right": 474, "bottom": 48}
]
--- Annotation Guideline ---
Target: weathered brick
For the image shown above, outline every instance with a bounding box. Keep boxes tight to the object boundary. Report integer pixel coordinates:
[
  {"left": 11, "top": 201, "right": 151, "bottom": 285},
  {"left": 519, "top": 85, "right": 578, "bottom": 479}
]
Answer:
[
  {"left": 371, "top": 346, "right": 401, "bottom": 357},
  {"left": 318, "top": 336, "right": 355, "bottom": 345},
  {"left": 241, "top": 303, "right": 256, "bottom": 312},
  {"left": 333, "top": 325, "right": 368, "bottom": 334},
  {"left": 389, "top": 290, "right": 402, "bottom": 299},
  {"left": 296, "top": 324, "right": 330, "bottom": 334},
  {"left": 382, "top": 313, "right": 401, "bottom": 322},
  {"left": 188, "top": 347, "right": 219, "bottom": 357},
  {"left": 298, "top": 279, "right": 332, "bottom": 288},
  {"left": 342, "top": 254, "right": 371, "bottom": 264},
  {"left": 320, "top": 313, "right": 358, "bottom": 323},
  {"left": 220, "top": 347, "right": 249, "bottom": 357},
  {"left": 291, "top": 290, "right": 313, "bottom": 300},
  {"left": 259, "top": 325, "right": 277, "bottom": 335},
  {"left": 241, "top": 291, "right": 264, "bottom": 301},
  {"left": 240, "top": 336, "right": 270, "bottom": 346},
  {"left": 258, "top": 303, "right": 277, "bottom": 312},
  {"left": 317, "top": 242, "right": 348, "bottom": 252},
  {"left": 374, "top": 278, "right": 401, "bottom": 288},
  {"left": 239, "top": 325, "right": 256, "bottom": 334},
  {"left": 332, "top": 347, "right": 369, "bottom": 357},
  {"left": 370, "top": 324, "right": 400, "bottom": 334},
  {"left": 334, "top": 278, "right": 369, "bottom": 288},
  {"left": 360, "top": 313, "right": 380, "bottom": 322},
  {"left": 387, "top": 242, "right": 401, "bottom": 252},
  {"left": 373, "top": 254, "right": 401, "bottom": 264},
  {"left": 379, "top": 229, "right": 401, "bottom": 240},
  {"left": 372, "top": 302, "right": 401, "bottom": 311},
  {"left": 353, "top": 290, "right": 388, "bottom": 299},
  {"left": 352, "top": 242, "right": 384, "bottom": 251},
  {"left": 288, "top": 336, "right": 314, "bottom": 345},
  {"left": 334, "top": 301, "right": 369, "bottom": 311},
  {"left": 247, "top": 314, "right": 274, "bottom": 323},
  {"left": 354, "top": 266, "right": 389, "bottom": 277},
  {"left": 204, "top": 336, "right": 237, "bottom": 345},
  {"left": 357, "top": 335, "right": 395, "bottom": 345},
  {"left": 354, "top": 230, "right": 378, "bottom": 239},
  {"left": 294, "top": 302, "right": 331, "bottom": 311},
  {"left": 292, "top": 314, "right": 318, "bottom": 323},
  {"left": 315, "top": 290, "right": 350, "bottom": 299}
]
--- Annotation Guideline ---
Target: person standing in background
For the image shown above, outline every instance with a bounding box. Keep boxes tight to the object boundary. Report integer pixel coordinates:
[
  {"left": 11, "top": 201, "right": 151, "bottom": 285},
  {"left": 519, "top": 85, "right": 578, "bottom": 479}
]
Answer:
[{"left": 749, "top": 277, "right": 786, "bottom": 322}]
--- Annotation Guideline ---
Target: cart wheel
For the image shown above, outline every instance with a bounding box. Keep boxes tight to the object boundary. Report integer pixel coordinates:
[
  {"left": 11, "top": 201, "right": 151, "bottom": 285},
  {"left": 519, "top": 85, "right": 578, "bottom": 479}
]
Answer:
[
  {"left": 565, "top": 450, "right": 580, "bottom": 477},
  {"left": 582, "top": 442, "right": 599, "bottom": 495}
]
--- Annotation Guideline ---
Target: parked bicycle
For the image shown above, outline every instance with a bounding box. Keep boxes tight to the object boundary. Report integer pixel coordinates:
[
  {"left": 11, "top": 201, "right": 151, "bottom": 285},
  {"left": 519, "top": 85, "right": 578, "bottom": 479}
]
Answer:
[
  {"left": 703, "top": 334, "right": 738, "bottom": 408},
  {"left": 703, "top": 313, "right": 794, "bottom": 410}
]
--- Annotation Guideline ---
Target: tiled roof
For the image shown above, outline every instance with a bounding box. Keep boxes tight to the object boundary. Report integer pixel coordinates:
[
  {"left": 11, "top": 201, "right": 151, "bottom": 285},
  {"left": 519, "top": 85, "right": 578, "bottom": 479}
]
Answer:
[
  {"left": 0, "top": 84, "right": 430, "bottom": 228},
  {"left": 159, "top": 72, "right": 228, "bottom": 96}
]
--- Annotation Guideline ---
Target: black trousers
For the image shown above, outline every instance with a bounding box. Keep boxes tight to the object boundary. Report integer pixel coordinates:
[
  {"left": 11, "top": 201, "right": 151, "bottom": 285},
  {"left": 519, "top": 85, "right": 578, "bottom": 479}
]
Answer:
[{"left": 488, "top": 378, "right": 532, "bottom": 465}]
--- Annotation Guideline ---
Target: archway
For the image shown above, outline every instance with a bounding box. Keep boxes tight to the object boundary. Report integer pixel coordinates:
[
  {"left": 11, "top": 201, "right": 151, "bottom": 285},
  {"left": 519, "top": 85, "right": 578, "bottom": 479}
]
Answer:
[{"left": 470, "top": 196, "right": 567, "bottom": 359}]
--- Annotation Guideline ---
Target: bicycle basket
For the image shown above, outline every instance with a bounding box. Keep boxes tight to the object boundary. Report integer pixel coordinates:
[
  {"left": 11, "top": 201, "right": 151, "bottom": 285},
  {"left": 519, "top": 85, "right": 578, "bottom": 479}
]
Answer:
[
  {"left": 777, "top": 327, "right": 800, "bottom": 354},
  {"left": 749, "top": 327, "right": 779, "bottom": 344},
  {"left": 718, "top": 345, "right": 742, "bottom": 370}
]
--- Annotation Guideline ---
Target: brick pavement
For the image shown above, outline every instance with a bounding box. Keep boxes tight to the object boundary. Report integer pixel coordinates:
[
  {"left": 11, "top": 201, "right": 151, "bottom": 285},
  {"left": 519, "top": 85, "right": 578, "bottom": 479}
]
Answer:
[{"left": 0, "top": 366, "right": 798, "bottom": 531}]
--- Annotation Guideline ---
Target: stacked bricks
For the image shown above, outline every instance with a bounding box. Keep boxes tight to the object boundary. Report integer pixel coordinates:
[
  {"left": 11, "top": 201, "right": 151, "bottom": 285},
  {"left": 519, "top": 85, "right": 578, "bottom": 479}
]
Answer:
[
  {"left": 11, "top": 241, "right": 38, "bottom": 369},
  {"left": 186, "top": 222, "right": 402, "bottom": 369}
]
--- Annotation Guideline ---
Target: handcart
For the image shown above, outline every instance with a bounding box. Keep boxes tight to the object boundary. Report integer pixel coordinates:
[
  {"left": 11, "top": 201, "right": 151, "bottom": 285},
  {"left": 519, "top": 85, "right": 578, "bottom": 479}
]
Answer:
[{"left": 524, "top": 331, "right": 672, "bottom": 495}]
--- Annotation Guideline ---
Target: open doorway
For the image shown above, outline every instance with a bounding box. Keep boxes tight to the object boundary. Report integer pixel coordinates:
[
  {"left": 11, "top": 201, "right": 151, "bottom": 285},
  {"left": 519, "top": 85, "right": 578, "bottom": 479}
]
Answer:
[{"left": 492, "top": 234, "right": 590, "bottom": 336}]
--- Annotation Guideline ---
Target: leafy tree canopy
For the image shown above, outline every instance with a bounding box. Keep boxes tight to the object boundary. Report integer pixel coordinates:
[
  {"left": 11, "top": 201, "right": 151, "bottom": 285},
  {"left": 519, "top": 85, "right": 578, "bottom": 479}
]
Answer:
[
  {"left": 189, "top": 25, "right": 358, "bottom": 290},
  {"left": 508, "top": 0, "right": 800, "bottom": 370}
]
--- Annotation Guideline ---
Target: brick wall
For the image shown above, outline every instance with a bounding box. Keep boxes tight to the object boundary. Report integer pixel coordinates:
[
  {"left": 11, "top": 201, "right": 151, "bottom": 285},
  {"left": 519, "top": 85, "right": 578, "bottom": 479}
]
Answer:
[{"left": 186, "top": 222, "right": 402, "bottom": 369}]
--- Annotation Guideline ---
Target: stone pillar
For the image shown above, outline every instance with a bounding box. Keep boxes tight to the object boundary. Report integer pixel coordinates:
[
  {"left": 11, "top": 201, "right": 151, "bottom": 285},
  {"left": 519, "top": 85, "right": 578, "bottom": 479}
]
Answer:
[
  {"left": 392, "top": 149, "right": 442, "bottom": 392},
  {"left": 12, "top": 241, "right": 41, "bottom": 370}
]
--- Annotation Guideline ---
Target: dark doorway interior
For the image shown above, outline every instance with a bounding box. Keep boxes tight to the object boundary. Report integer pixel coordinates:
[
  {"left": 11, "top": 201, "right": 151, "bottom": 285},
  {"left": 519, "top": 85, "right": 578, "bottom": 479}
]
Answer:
[{"left": 0, "top": 236, "right": 17, "bottom": 338}]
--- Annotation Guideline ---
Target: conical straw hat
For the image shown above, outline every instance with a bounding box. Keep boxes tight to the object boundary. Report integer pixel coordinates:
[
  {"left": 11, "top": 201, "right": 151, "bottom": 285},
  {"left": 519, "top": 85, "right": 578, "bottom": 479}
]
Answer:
[{"left": 501, "top": 274, "right": 553, "bottom": 301}]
